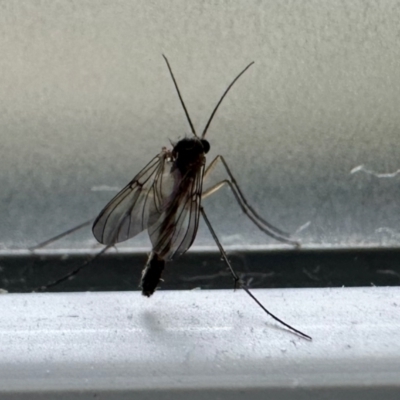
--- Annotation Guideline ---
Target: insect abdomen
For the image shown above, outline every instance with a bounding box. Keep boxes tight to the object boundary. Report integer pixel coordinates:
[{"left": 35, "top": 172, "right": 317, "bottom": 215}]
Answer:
[{"left": 140, "top": 252, "right": 165, "bottom": 297}]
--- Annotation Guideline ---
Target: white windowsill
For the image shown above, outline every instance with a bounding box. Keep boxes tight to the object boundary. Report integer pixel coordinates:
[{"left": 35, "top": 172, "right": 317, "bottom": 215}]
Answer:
[{"left": 0, "top": 287, "right": 399, "bottom": 399}]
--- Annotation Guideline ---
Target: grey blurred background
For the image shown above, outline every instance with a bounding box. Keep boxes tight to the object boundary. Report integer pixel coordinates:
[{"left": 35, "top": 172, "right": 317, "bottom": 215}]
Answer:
[{"left": 1, "top": 0, "right": 400, "bottom": 251}]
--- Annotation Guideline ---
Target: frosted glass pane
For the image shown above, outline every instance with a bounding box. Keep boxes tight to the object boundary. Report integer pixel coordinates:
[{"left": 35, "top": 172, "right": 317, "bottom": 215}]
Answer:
[{"left": 1, "top": 1, "right": 400, "bottom": 251}]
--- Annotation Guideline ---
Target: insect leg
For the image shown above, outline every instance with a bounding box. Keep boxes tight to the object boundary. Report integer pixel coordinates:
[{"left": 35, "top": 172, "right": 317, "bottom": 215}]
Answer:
[
  {"left": 200, "top": 207, "right": 311, "bottom": 340},
  {"left": 202, "top": 180, "right": 229, "bottom": 199},
  {"left": 29, "top": 218, "right": 94, "bottom": 251},
  {"left": 29, "top": 218, "right": 101, "bottom": 291},
  {"left": 203, "top": 156, "right": 299, "bottom": 246},
  {"left": 203, "top": 153, "right": 222, "bottom": 181},
  {"left": 200, "top": 181, "right": 239, "bottom": 292},
  {"left": 33, "top": 244, "right": 113, "bottom": 292}
]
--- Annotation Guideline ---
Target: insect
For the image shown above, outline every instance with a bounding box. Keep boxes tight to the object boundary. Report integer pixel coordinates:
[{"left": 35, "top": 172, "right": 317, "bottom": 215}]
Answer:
[{"left": 34, "top": 56, "right": 311, "bottom": 340}]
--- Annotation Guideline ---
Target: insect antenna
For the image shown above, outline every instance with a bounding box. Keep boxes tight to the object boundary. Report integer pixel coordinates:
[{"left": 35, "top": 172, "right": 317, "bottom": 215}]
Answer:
[
  {"left": 162, "top": 54, "right": 198, "bottom": 137},
  {"left": 201, "top": 61, "right": 254, "bottom": 139},
  {"left": 200, "top": 207, "right": 311, "bottom": 341}
]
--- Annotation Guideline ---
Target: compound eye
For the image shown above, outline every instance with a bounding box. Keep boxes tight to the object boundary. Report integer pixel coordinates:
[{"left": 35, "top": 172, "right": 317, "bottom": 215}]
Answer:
[
  {"left": 201, "top": 139, "right": 210, "bottom": 154},
  {"left": 173, "top": 140, "right": 185, "bottom": 154}
]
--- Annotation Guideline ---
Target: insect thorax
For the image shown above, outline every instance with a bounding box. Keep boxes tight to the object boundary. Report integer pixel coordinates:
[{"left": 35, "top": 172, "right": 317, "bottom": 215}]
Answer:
[{"left": 172, "top": 137, "right": 210, "bottom": 173}]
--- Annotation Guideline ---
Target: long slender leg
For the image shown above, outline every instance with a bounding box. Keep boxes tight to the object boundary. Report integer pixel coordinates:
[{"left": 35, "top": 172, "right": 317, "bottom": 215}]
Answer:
[
  {"left": 203, "top": 155, "right": 222, "bottom": 181},
  {"left": 200, "top": 207, "right": 311, "bottom": 340},
  {"left": 29, "top": 218, "right": 94, "bottom": 251},
  {"left": 33, "top": 244, "right": 114, "bottom": 292},
  {"left": 203, "top": 156, "right": 299, "bottom": 246},
  {"left": 202, "top": 180, "right": 229, "bottom": 199},
  {"left": 204, "top": 180, "right": 261, "bottom": 292},
  {"left": 29, "top": 219, "right": 100, "bottom": 290},
  {"left": 32, "top": 211, "right": 131, "bottom": 291}
]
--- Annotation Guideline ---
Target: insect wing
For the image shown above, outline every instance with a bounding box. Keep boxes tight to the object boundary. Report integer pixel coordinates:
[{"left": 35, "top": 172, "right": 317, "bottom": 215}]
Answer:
[
  {"left": 148, "top": 164, "right": 205, "bottom": 260},
  {"left": 92, "top": 153, "right": 167, "bottom": 245}
]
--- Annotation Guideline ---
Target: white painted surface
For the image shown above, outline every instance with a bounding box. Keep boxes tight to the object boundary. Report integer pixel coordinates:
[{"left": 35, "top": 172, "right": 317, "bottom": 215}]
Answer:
[{"left": 0, "top": 287, "right": 399, "bottom": 398}]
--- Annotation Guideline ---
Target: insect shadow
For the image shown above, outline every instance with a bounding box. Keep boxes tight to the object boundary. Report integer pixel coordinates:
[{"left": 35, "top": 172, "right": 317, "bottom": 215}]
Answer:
[{"left": 32, "top": 55, "right": 311, "bottom": 341}]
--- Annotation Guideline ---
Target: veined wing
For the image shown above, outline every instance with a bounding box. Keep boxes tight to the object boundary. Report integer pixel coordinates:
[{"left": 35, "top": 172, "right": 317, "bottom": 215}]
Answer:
[
  {"left": 92, "top": 153, "right": 168, "bottom": 245},
  {"left": 148, "top": 163, "right": 205, "bottom": 261}
]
